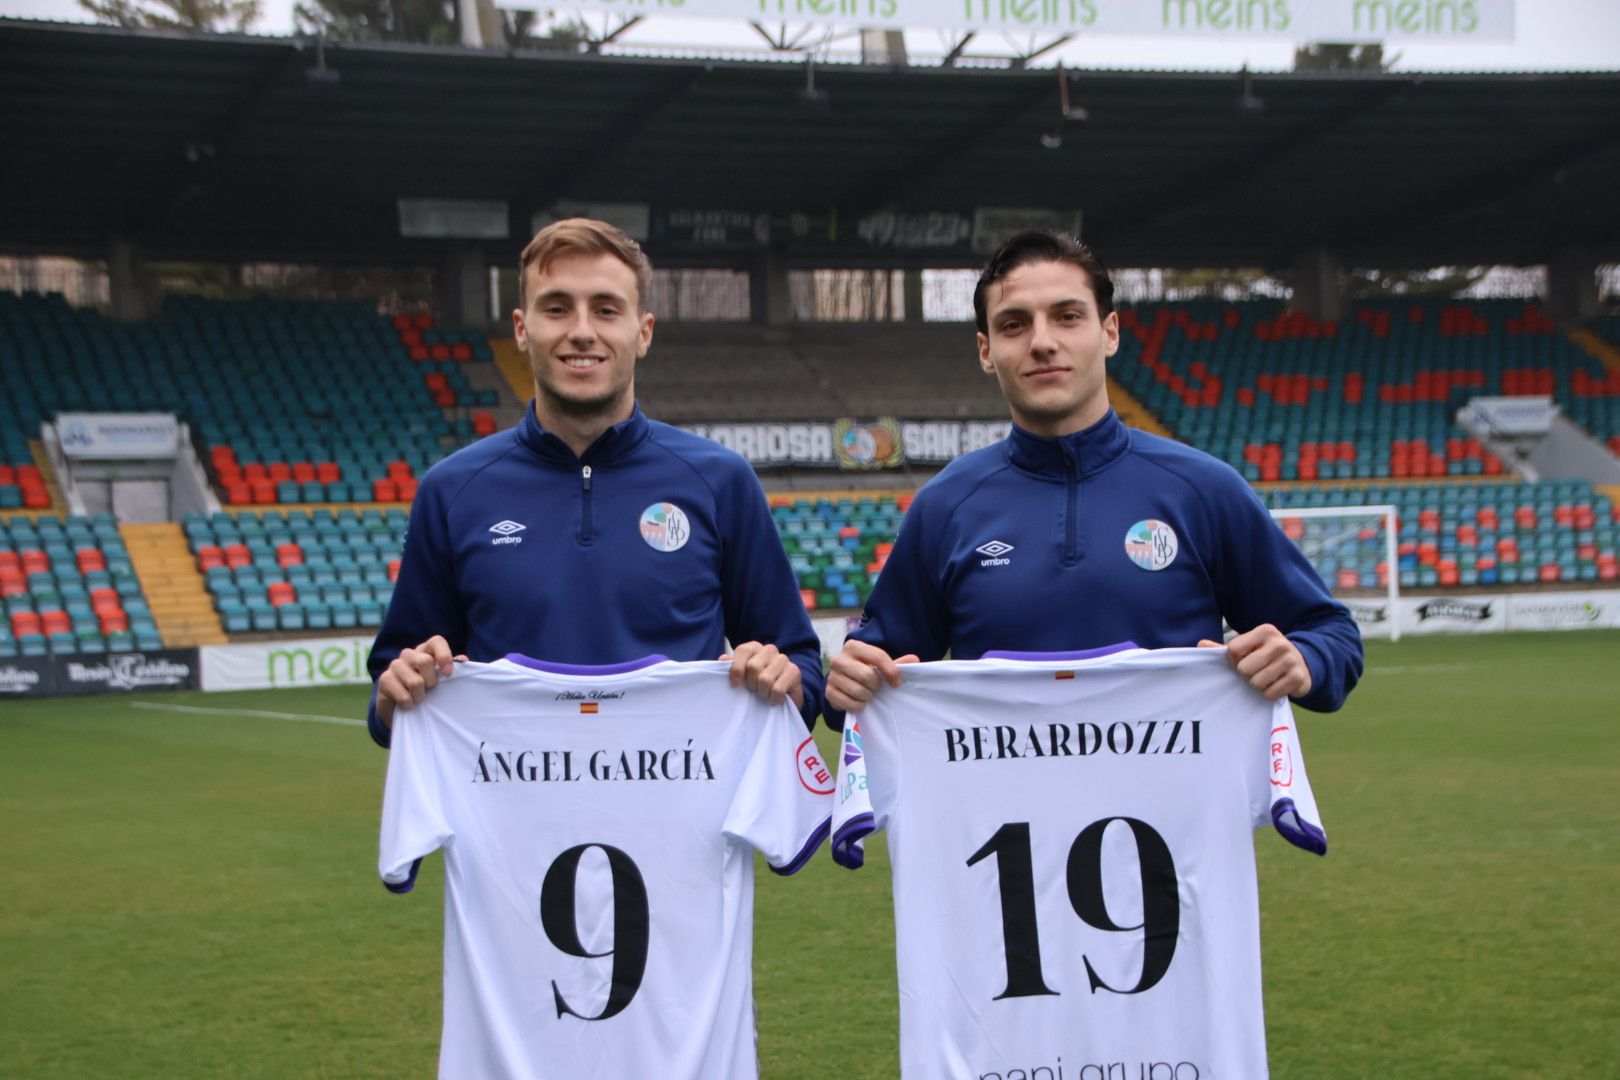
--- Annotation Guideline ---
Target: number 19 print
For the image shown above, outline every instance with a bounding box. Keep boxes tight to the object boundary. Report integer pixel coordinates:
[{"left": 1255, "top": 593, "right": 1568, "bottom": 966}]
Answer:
[{"left": 831, "top": 648, "right": 1325, "bottom": 1080}]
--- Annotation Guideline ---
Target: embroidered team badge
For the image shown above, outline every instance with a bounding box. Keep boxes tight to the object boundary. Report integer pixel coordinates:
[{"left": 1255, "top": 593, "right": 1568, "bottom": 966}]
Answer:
[
  {"left": 1124, "top": 519, "right": 1179, "bottom": 571},
  {"left": 639, "top": 502, "right": 691, "bottom": 552}
]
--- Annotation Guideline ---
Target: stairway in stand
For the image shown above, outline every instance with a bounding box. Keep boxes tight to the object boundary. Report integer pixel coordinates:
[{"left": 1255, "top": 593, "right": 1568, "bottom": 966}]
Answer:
[{"left": 121, "top": 523, "right": 228, "bottom": 647}]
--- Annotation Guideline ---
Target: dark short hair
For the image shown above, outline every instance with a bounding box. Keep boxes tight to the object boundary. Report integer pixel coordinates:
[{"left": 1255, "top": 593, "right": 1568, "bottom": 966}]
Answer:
[{"left": 973, "top": 229, "right": 1114, "bottom": 334}]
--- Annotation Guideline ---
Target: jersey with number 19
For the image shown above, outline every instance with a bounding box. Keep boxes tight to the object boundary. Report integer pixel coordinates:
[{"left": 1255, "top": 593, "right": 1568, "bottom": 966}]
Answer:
[
  {"left": 832, "top": 648, "right": 1326, "bottom": 1080},
  {"left": 379, "top": 656, "right": 833, "bottom": 1080}
]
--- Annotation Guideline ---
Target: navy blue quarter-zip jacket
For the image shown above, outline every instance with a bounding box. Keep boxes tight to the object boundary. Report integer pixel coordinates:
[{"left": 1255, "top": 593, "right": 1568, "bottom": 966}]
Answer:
[
  {"left": 834, "top": 410, "right": 1362, "bottom": 728},
  {"left": 367, "top": 405, "right": 824, "bottom": 746}
]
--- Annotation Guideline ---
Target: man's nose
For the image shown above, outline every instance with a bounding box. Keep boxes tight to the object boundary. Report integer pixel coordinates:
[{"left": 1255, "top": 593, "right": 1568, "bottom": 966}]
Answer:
[
  {"left": 1028, "top": 315, "right": 1057, "bottom": 353},
  {"left": 567, "top": 307, "right": 596, "bottom": 339}
]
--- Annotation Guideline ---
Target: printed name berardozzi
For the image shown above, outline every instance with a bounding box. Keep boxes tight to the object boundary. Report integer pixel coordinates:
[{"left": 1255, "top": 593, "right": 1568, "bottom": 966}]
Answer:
[{"left": 946, "top": 719, "right": 1202, "bottom": 762}]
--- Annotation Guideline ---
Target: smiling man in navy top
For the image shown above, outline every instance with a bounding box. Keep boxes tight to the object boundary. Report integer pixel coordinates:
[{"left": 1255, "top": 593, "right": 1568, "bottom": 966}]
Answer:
[
  {"left": 368, "top": 218, "right": 823, "bottom": 745},
  {"left": 825, "top": 229, "right": 1362, "bottom": 723}
]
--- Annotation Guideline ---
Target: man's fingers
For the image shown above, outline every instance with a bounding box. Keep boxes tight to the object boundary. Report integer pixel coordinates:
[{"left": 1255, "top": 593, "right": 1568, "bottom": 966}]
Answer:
[
  {"left": 1251, "top": 657, "right": 1305, "bottom": 700},
  {"left": 418, "top": 635, "right": 456, "bottom": 676},
  {"left": 826, "top": 672, "right": 876, "bottom": 713}
]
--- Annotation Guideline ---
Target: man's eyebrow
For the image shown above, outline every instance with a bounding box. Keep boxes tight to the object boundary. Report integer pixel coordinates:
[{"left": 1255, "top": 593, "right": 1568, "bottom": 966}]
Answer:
[
  {"left": 991, "top": 296, "right": 1088, "bottom": 318},
  {"left": 534, "top": 287, "right": 630, "bottom": 305}
]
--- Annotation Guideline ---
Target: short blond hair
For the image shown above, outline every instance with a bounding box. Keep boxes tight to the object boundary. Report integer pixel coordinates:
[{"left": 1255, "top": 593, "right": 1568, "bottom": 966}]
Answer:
[{"left": 517, "top": 218, "right": 653, "bottom": 309}]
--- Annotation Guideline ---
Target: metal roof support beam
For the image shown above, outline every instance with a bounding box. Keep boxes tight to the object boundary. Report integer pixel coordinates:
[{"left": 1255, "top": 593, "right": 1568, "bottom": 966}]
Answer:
[
  {"left": 1007, "top": 34, "right": 1072, "bottom": 69},
  {"left": 749, "top": 22, "right": 821, "bottom": 51},
  {"left": 1291, "top": 245, "right": 1346, "bottom": 322},
  {"left": 107, "top": 235, "right": 151, "bottom": 322},
  {"left": 1546, "top": 247, "right": 1598, "bottom": 323},
  {"left": 940, "top": 32, "right": 975, "bottom": 67},
  {"left": 585, "top": 15, "right": 644, "bottom": 51}
]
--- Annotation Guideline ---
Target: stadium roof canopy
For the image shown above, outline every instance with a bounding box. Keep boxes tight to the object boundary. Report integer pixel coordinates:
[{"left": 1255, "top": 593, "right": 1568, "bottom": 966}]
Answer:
[{"left": 3, "top": 19, "right": 1619, "bottom": 271}]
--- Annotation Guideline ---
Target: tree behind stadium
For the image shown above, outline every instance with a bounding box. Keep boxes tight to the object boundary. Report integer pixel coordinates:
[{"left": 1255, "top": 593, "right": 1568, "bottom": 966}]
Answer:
[{"left": 78, "top": 0, "right": 262, "bottom": 33}]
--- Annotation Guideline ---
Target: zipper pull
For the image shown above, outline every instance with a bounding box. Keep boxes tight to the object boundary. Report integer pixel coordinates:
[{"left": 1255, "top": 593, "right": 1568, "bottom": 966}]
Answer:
[{"left": 582, "top": 464, "right": 592, "bottom": 491}]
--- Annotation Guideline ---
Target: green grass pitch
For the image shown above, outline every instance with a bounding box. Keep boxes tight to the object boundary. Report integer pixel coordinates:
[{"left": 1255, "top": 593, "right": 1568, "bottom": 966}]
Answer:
[{"left": 3, "top": 631, "right": 1616, "bottom": 1078}]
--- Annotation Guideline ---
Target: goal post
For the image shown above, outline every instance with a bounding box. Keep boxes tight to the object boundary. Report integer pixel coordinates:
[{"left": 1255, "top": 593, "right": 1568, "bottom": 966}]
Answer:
[{"left": 1269, "top": 504, "right": 1401, "bottom": 642}]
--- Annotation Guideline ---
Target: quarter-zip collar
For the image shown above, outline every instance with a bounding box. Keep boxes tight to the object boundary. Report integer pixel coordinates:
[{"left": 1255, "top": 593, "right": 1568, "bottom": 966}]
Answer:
[
  {"left": 1004, "top": 408, "right": 1132, "bottom": 481},
  {"left": 514, "top": 401, "right": 653, "bottom": 466}
]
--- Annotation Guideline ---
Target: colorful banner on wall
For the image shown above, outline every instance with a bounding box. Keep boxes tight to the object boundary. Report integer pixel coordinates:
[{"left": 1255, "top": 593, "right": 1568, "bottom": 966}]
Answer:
[
  {"left": 681, "top": 418, "right": 1011, "bottom": 468},
  {"left": 55, "top": 413, "right": 180, "bottom": 460}
]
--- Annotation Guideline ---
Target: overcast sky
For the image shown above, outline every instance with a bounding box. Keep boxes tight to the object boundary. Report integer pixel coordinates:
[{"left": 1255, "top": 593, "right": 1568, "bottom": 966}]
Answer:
[{"left": 2, "top": 0, "right": 1616, "bottom": 70}]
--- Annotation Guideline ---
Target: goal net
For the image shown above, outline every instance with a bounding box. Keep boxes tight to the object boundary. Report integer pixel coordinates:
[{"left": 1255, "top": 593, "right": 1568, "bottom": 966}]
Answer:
[{"left": 1269, "top": 504, "right": 1400, "bottom": 642}]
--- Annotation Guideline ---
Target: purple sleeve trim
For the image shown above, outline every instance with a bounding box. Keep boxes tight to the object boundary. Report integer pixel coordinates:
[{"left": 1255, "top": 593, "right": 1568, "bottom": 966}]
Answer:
[
  {"left": 768, "top": 818, "right": 831, "bottom": 877},
  {"left": 502, "top": 654, "right": 671, "bottom": 675},
  {"left": 382, "top": 857, "right": 424, "bottom": 894},
  {"left": 831, "top": 811, "right": 877, "bottom": 870},
  {"left": 1271, "top": 798, "right": 1327, "bottom": 856},
  {"left": 980, "top": 642, "right": 1140, "bottom": 661}
]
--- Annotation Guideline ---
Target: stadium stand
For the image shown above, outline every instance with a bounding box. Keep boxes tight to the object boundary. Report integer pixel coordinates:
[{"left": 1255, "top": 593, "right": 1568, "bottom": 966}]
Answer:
[
  {"left": 1266, "top": 480, "right": 1618, "bottom": 590},
  {"left": 770, "top": 493, "right": 910, "bottom": 611},
  {"left": 1112, "top": 298, "right": 1618, "bottom": 482},
  {"left": 6, "top": 286, "right": 1620, "bottom": 637},
  {"left": 0, "top": 512, "right": 161, "bottom": 656},
  {"left": 184, "top": 508, "right": 403, "bottom": 634},
  {"left": 0, "top": 292, "right": 505, "bottom": 508},
  {"left": 638, "top": 323, "right": 1003, "bottom": 421}
]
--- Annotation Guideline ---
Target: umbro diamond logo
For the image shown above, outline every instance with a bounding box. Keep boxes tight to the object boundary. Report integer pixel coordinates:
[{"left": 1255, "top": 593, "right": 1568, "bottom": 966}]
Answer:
[
  {"left": 489, "top": 520, "right": 526, "bottom": 546},
  {"left": 975, "top": 540, "right": 1013, "bottom": 567}
]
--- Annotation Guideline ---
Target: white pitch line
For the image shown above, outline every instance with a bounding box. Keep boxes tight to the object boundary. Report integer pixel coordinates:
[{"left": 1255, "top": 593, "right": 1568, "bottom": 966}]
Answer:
[
  {"left": 1366, "top": 662, "right": 1472, "bottom": 676},
  {"left": 129, "top": 700, "right": 365, "bottom": 727}
]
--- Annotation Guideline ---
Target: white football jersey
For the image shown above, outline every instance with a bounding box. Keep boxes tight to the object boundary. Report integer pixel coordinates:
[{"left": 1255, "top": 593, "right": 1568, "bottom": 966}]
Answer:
[
  {"left": 832, "top": 648, "right": 1325, "bottom": 1080},
  {"left": 380, "top": 656, "right": 833, "bottom": 1080}
]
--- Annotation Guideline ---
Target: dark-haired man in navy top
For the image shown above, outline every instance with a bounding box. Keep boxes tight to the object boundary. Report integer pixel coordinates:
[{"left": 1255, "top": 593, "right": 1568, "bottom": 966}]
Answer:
[{"left": 825, "top": 229, "right": 1361, "bottom": 724}]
